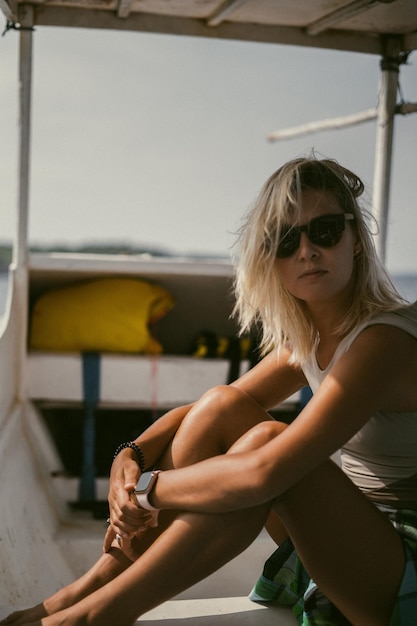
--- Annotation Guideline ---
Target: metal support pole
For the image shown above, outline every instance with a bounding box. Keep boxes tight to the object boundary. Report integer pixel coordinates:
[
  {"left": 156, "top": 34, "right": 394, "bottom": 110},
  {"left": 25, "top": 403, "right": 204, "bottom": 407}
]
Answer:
[
  {"left": 12, "top": 5, "right": 34, "bottom": 402},
  {"left": 14, "top": 5, "right": 34, "bottom": 269},
  {"left": 372, "top": 38, "right": 402, "bottom": 263}
]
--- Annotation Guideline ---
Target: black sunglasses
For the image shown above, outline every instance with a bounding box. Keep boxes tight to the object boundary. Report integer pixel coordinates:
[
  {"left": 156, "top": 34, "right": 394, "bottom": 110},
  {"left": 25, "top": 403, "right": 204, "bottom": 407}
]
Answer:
[{"left": 276, "top": 213, "right": 355, "bottom": 259}]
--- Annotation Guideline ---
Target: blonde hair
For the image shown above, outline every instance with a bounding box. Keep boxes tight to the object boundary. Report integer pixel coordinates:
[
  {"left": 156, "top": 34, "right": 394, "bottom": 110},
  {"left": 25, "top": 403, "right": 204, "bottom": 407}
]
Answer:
[{"left": 233, "top": 157, "right": 405, "bottom": 364}]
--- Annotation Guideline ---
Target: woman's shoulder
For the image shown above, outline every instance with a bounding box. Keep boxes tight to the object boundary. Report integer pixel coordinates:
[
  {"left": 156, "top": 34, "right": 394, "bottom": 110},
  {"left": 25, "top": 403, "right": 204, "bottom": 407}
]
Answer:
[
  {"left": 364, "top": 301, "right": 417, "bottom": 338},
  {"left": 301, "top": 302, "right": 417, "bottom": 392}
]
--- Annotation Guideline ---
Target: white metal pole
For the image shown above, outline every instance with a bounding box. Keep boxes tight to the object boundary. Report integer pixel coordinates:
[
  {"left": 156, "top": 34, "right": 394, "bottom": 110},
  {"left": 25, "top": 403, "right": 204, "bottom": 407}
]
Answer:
[
  {"left": 12, "top": 5, "right": 34, "bottom": 402},
  {"left": 13, "top": 5, "right": 34, "bottom": 269},
  {"left": 372, "top": 38, "right": 402, "bottom": 263}
]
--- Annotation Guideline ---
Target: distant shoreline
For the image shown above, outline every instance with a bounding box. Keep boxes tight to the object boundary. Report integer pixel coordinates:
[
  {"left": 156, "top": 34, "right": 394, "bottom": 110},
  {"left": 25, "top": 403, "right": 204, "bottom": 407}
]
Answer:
[{"left": 0, "top": 241, "right": 230, "bottom": 272}]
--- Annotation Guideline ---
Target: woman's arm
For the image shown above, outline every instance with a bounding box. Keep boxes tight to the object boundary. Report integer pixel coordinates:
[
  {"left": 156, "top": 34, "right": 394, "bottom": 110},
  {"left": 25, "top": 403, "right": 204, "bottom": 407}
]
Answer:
[
  {"left": 231, "top": 346, "right": 307, "bottom": 409},
  {"left": 147, "top": 324, "right": 417, "bottom": 514}
]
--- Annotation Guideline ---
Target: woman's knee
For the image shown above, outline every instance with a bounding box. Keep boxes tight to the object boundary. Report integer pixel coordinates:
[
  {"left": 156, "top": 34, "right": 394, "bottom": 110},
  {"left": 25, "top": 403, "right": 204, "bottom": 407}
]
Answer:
[
  {"left": 191, "top": 385, "right": 260, "bottom": 426},
  {"left": 179, "top": 385, "right": 273, "bottom": 454},
  {"left": 229, "top": 420, "right": 287, "bottom": 454},
  {"left": 169, "top": 386, "right": 257, "bottom": 463},
  {"left": 181, "top": 386, "right": 240, "bottom": 430},
  {"left": 198, "top": 384, "right": 248, "bottom": 411}
]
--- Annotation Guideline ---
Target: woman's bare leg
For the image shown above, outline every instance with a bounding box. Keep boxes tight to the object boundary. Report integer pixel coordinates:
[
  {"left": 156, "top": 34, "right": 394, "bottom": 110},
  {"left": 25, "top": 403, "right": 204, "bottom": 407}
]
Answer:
[
  {"left": 161, "top": 385, "right": 275, "bottom": 466},
  {"left": 224, "top": 418, "right": 404, "bottom": 625},
  {"left": 19, "top": 504, "right": 271, "bottom": 626},
  {"left": 273, "top": 458, "right": 405, "bottom": 626},
  {"left": 265, "top": 510, "right": 289, "bottom": 545}
]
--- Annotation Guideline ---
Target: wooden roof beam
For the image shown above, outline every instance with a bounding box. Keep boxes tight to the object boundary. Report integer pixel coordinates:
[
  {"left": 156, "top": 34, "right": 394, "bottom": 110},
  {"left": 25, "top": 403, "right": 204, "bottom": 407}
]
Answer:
[
  {"left": 26, "top": 8, "right": 387, "bottom": 55},
  {"left": 117, "top": 0, "right": 132, "bottom": 19},
  {"left": 207, "top": 0, "right": 250, "bottom": 27},
  {"left": 0, "top": 0, "right": 17, "bottom": 21},
  {"left": 307, "top": 0, "right": 396, "bottom": 36}
]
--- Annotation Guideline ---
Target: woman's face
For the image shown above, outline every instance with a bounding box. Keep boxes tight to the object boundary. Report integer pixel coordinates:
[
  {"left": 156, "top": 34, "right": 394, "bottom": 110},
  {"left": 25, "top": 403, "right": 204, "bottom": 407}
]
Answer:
[{"left": 275, "top": 188, "right": 359, "bottom": 308}]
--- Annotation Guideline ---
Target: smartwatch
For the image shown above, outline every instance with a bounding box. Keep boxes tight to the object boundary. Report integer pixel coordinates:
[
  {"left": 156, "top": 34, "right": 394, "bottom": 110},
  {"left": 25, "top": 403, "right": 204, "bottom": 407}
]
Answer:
[{"left": 134, "top": 470, "right": 161, "bottom": 510}]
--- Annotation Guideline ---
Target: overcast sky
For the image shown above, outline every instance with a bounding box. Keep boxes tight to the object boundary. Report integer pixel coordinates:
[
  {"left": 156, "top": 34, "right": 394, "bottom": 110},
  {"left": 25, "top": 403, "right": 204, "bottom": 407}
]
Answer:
[{"left": 0, "top": 25, "right": 416, "bottom": 273}]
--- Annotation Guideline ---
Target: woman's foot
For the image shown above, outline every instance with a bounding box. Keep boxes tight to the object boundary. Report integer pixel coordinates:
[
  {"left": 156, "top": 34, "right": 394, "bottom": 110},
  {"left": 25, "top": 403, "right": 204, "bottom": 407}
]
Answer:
[{"left": 0, "top": 604, "right": 47, "bottom": 625}]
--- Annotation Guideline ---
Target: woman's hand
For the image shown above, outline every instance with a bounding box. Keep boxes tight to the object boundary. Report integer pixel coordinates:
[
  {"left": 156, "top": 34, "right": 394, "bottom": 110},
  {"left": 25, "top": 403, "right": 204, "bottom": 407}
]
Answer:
[
  {"left": 104, "top": 449, "right": 156, "bottom": 552},
  {"left": 104, "top": 508, "right": 159, "bottom": 559}
]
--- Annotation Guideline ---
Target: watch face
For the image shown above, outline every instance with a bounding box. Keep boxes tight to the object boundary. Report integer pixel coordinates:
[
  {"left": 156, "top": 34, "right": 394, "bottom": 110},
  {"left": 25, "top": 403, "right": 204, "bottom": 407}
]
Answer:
[{"left": 135, "top": 471, "right": 154, "bottom": 493}]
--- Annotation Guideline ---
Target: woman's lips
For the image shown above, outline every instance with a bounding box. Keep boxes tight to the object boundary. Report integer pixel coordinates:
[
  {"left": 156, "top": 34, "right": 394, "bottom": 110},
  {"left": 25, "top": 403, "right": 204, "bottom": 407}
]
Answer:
[{"left": 299, "top": 269, "right": 327, "bottom": 280}]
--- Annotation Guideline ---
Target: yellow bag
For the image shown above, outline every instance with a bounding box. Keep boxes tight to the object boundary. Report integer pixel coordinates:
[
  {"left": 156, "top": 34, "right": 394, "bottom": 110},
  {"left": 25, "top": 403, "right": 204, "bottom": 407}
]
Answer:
[{"left": 29, "top": 277, "right": 174, "bottom": 354}]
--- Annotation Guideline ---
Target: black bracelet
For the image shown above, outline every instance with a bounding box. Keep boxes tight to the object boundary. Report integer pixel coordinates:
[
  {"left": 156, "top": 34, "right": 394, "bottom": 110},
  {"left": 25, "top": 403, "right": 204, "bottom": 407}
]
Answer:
[{"left": 113, "top": 442, "right": 146, "bottom": 473}]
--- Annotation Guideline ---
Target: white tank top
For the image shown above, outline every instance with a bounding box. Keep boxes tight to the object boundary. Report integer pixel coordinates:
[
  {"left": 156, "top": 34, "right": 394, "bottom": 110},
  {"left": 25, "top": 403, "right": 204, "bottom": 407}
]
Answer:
[{"left": 301, "top": 302, "right": 417, "bottom": 510}]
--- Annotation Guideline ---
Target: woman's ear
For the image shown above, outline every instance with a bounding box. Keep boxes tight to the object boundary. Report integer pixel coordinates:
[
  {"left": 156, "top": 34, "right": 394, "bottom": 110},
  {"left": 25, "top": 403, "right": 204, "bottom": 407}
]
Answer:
[{"left": 353, "top": 231, "right": 362, "bottom": 257}]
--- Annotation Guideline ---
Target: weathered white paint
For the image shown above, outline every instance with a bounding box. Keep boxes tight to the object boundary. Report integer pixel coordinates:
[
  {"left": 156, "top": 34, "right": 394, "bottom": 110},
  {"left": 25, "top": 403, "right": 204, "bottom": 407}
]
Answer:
[{"left": 0, "top": 269, "right": 18, "bottom": 421}]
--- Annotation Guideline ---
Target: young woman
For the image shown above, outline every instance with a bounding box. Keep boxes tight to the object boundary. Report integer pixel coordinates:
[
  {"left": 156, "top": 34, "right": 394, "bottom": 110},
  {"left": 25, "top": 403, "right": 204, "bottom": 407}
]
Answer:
[{"left": 2, "top": 157, "right": 417, "bottom": 626}]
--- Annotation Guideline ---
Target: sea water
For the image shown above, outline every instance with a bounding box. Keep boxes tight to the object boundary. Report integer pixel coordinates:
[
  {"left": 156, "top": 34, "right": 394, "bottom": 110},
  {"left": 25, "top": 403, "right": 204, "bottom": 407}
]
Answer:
[{"left": 394, "top": 274, "right": 417, "bottom": 303}]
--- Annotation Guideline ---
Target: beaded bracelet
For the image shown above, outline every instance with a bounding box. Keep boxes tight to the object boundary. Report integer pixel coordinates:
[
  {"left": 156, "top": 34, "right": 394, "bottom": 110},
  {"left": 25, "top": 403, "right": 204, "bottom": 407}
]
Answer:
[{"left": 113, "top": 442, "right": 146, "bottom": 473}]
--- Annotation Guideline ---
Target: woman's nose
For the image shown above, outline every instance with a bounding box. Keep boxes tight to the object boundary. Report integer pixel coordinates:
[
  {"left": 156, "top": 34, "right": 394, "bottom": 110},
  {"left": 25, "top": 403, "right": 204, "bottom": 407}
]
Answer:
[{"left": 297, "top": 232, "right": 319, "bottom": 259}]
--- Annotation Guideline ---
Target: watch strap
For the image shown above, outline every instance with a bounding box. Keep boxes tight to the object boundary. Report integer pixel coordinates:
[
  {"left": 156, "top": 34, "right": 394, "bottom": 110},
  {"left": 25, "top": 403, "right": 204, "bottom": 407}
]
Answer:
[{"left": 136, "top": 470, "right": 161, "bottom": 511}]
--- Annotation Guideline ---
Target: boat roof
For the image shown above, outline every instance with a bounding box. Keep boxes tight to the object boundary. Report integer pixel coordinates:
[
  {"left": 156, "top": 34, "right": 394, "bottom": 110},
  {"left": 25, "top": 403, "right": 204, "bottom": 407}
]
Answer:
[{"left": 1, "top": 0, "right": 416, "bottom": 56}]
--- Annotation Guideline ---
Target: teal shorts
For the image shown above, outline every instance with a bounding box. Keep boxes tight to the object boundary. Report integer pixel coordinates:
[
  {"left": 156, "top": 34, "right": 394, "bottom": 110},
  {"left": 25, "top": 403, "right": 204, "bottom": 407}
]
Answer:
[
  {"left": 385, "top": 507, "right": 417, "bottom": 625},
  {"left": 249, "top": 507, "right": 417, "bottom": 625}
]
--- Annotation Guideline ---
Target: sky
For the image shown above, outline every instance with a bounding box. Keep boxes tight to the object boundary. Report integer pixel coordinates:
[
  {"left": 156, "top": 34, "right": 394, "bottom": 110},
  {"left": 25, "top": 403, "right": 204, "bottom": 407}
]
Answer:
[{"left": 0, "top": 24, "right": 416, "bottom": 273}]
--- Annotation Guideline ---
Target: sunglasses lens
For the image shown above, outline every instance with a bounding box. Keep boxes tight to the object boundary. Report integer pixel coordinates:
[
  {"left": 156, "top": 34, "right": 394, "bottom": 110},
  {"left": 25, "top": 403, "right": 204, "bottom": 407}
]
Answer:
[
  {"left": 309, "top": 215, "right": 345, "bottom": 248},
  {"left": 276, "top": 214, "right": 349, "bottom": 258},
  {"left": 277, "top": 229, "right": 299, "bottom": 258}
]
